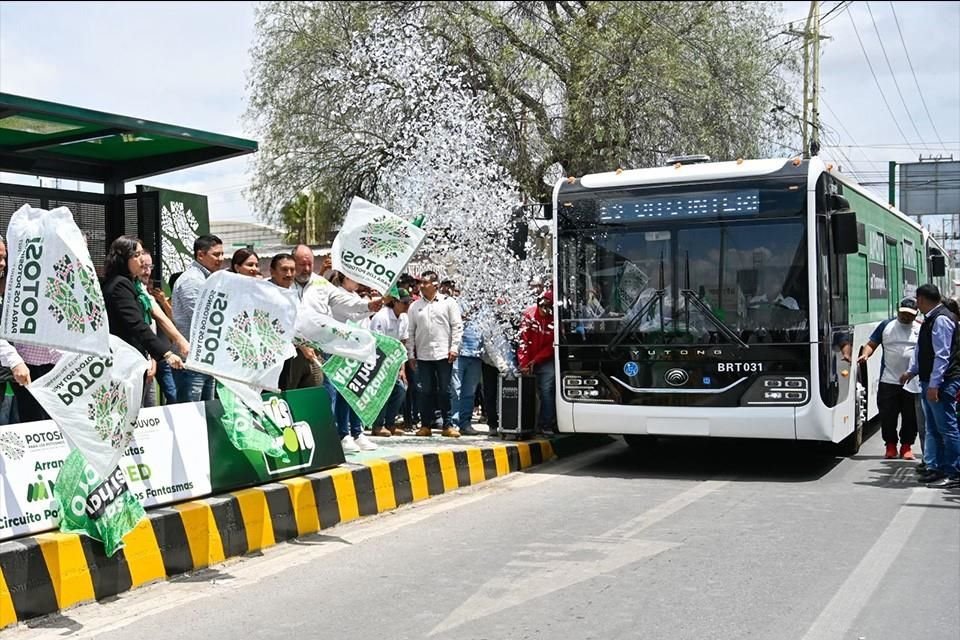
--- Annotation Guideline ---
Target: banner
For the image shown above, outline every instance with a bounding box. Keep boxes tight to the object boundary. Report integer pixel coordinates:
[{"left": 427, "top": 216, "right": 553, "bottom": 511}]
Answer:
[
  {"left": 331, "top": 197, "right": 426, "bottom": 293},
  {"left": 0, "top": 204, "right": 110, "bottom": 356},
  {"left": 0, "top": 387, "right": 341, "bottom": 541},
  {"left": 323, "top": 332, "right": 406, "bottom": 426},
  {"left": 28, "top": 336, "right": 147, "bottom": 478},
  {"left": 186, "top": 271, "right": 298, "bottom": 394},
  {"left": 54, "top": 449, "right": 145, "bottom": 557}
]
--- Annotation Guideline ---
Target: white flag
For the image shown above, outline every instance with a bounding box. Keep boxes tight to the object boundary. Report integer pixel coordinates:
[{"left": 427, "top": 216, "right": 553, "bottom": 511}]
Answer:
[
  {"left": 295, "top": 309, "right": 377, "bottom": 363},
  {"left": 331, "top": 197, "right": 426, "bottom": 293},
  {"left": 185, "top": 271, "right": 298, "bottom": 393},
  {"left": 1, "top": 204, "right": 110, "bottom": 356},
  {"left": 28, "top": 336, "right": 147, "bottom": 477}
]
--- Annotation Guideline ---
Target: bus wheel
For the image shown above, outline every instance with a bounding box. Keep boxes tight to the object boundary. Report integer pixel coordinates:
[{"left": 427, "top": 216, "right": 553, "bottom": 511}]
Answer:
[
  {"left": 837, "top": 382, "right": 866, "bottom": 456},
  {"left": 624, "top": 434, "right": 659, "bottom": 454}
]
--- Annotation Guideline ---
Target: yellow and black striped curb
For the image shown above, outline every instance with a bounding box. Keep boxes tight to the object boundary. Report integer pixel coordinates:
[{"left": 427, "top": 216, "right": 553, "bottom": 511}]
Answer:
[{"left": 0, "top": 435, "right": 612, "bottom": 628}]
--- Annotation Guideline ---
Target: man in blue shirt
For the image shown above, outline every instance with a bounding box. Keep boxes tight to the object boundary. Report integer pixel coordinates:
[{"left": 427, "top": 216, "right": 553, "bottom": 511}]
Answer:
[{"left": 902, "top": 284, "right": 960, "bottom": 488}]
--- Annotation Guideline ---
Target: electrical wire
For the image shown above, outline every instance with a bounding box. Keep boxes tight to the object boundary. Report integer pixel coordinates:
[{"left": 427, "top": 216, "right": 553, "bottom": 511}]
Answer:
[
  {"left": 889, "top": 1, "right": 950, "bottom": 150},
  {"left": 865, "top": 2, "right": 931, "bottom": 150},
  {"left": 846, "top": 5, "right": 915, "bottom": 151}
]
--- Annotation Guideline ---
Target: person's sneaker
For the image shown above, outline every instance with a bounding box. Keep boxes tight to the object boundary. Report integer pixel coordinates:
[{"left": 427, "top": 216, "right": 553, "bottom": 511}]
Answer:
[
  {"left": 884, "top": 443, "right": 898, "bottom": 459},
  {"left": 926, "top": 476, "right": 960, "bottom": 489},
  {"left": 459, "top": 426, "right": 481, "bottom": 436},
  {"left": 441, "top": 427, "right": 461, "bottom": 438},
  {"left": 917, "top": 470, "right": 945, "bottom": 483},
  {"left": 415, "top": 426, "right": 433, "bottom": 437},
  {"left": 355, "top": 434, "right": 378, "bottom": 451},
  {"left": 371, "top": 427, "right": 392, "bottom": 437},
  {"left": 900, "top": 445, "right": 916, "bottom": 460},
  {"left": 341, "top": 435, "right": 360, "bottom": 453}
]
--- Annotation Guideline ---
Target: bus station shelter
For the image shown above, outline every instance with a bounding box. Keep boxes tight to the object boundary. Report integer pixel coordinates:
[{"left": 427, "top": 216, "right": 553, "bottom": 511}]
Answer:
[{"left": 0, "top": 92, "right": 257, "bottom": 275}]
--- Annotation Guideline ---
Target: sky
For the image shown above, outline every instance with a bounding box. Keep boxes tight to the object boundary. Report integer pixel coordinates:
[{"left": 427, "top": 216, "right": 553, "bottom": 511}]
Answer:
[{"left": 0, "top": 0, "right": 958, "bottom": 226}]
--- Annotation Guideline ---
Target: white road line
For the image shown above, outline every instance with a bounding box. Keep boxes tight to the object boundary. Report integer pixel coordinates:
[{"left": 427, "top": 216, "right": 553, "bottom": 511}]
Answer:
[
  {"left": 602, "top": 480, "right": 730, "bottom": 539},
  {"left": 799, "top": 487, "right": 937, "bottom": 640},
  {"left": 8, "top": 443, "right": 618, "bottom": 639}
]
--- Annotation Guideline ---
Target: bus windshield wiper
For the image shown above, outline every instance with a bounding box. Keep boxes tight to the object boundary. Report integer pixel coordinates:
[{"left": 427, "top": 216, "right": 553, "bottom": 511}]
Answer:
[
  {"left": 605, "top": 289, "right": 664, "bottom": 353},
  {"left": 680, "top": 289, "right": 749, "bottom": 348}
]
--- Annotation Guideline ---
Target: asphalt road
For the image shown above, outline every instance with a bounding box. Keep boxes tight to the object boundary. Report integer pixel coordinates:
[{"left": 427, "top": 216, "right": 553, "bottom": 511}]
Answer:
[{"left": 11, "top": 428, "right": 960, "bottom": 640}]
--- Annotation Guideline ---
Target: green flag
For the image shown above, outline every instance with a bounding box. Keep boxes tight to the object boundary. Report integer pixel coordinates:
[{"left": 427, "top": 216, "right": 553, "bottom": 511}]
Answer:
[
  {"left": 54, "top": 450, "right": 145, "bottom": 557},
  {"left": 217, "top": 382, "right": 289, "bottom": 461},
  {"left": 322, "top": 333, "right": 406, "bottom": 426}
]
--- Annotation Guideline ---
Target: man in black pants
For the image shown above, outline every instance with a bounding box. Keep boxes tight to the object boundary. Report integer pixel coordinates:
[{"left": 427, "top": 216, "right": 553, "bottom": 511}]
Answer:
[{"left": 858, "top": 297, "right": 920, "bottom": 459}]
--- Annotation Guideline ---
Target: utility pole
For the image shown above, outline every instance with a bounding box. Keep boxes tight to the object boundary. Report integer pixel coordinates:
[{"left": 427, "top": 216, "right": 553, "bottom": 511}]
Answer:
[{"left": 786, "top": 1, "right": 830, "bottom": 158}]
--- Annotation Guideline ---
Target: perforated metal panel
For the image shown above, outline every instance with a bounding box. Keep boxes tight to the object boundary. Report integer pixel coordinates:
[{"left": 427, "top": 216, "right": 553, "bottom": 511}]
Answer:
[
  {"left": 48, "top": 199, "right": 107, "bottom": 272},
  {"left": 0, "top": 194, "right": 41, "bottom": 242}
]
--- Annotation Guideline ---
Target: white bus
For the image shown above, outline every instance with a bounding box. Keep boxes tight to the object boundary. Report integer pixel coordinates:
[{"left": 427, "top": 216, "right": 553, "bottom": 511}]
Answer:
[{"left": 552, "top": 157, "right": 949, "bottom": 454}]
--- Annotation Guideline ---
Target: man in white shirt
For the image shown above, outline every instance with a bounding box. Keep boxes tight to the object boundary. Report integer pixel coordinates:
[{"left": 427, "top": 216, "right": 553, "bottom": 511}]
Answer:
[
  {"left": 858, "top": 297, "right": 920, "bottom": 460},
  {"left": 369, "top": 289, "right": 412, "bottom": 436},
  {"left": 407, "top": 271, "right": 463, "bottom": 437}
]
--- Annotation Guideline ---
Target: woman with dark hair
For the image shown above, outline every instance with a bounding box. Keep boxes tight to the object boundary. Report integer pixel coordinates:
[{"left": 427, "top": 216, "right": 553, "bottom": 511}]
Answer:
[
  {"left": 230, "top": 248, "right": 261, "bottom": 277},
  {"left": 101, "top": 236, "right": 184, "bottom": 373}
]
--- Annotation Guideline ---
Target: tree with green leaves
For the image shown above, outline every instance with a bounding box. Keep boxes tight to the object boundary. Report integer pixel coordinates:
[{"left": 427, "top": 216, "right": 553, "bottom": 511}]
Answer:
[
  {"left": 279, "top": 189, "right": 342, "bottom": 245},
  {"left": 246, "top": 1, "right": 797, "bottom": 219}
]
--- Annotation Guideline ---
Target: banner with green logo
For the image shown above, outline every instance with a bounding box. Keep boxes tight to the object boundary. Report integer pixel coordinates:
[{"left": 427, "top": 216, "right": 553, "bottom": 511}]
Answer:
[
  {"left": 331, "top": 197, "right": 426, "bottom": 293},
  {"left": 185, "top": 271, "right": 298, "bottom": 394},
  {"left": 54, "top": 449, "right": 145, "bottom": 557},
  {"left": 323, "top": 333, "right": 406, "bottom": 426},
  {"left": 28, "top": 336, "right": 147, "bottom": 478},
  {"left": 0, "top": 204, "right": 109, "bottom": 356}
]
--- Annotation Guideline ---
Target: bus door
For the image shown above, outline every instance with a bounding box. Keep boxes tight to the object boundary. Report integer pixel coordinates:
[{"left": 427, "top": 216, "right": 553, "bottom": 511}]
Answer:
[{"left": 886, "top": 236, "right": 901, "bottom": 316}]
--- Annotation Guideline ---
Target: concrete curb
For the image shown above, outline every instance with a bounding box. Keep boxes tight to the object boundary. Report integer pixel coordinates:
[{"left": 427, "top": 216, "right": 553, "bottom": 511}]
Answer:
[{"left": 0, "top": 434, "right": 614, "bottom": 627}]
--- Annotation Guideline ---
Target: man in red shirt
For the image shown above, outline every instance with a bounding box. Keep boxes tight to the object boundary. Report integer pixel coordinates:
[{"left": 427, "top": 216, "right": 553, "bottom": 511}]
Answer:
[{"left": 518, "top": 289, "right": 556, "bottom": 434}]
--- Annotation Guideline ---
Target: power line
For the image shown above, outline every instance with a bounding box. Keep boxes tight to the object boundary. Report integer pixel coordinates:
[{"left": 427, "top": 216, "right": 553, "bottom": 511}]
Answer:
[
  {"left": 821, "top": 1, "right": 852, "bottom": 26},
  {"left": 889, "top": 1, "right": 950, "bottom": 150},
  {"left": 846, "top": 5, "right": 915, "bottom": 151},
  {"left": 820, "top": 97, "right": 887, "bottom": 173},
  {"left": 864, "top": 2, "right": 931, "bottom": 150}
]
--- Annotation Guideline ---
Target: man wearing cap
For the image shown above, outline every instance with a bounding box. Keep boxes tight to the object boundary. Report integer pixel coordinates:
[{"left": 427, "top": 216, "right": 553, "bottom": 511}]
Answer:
[
  {"left": 858, "top": 297, "right": 921, "bottom": 459},
  {"left": 518, "top": 289, "right": 557, "bottom": 435}
]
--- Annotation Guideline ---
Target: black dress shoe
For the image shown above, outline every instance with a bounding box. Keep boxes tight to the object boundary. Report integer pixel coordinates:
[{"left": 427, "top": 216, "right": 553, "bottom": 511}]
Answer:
[
  {"left": 459, "top": 426, "right": 481, "bottom": 436},
  {"left": 927, "top": 476, "right": 960, "bottom": 489}
]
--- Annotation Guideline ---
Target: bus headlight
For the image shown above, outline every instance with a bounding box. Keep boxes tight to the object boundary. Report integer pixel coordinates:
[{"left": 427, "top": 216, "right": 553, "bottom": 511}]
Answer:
[
  {"left": 563, "top": 375, "right": 610, "bottom": 402},
  {"left": 742, "top": 376, "right": 809, "bottom": 406}
]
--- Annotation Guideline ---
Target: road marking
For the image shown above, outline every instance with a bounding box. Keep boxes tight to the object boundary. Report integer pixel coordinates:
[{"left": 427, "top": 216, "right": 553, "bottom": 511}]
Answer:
[
  {"left": 602, "top": 480, "right": 729, "bottom": 539},
  {"left": 429, "top": 479, "right": 727, "bottom": 636},
  {"left": 8, "top": 443, "right": 619, "bottom": 639},
  {"left": 799, "top": 487, "right": 937, "bottom": 640}
]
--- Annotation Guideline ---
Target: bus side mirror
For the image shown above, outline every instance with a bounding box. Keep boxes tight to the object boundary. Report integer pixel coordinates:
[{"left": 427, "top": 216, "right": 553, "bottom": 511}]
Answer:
[
  {"left": 931, "top": 254, "right": 946, "bottom": 277},
  {"left": 831, "top": 210, "right": 859, "bottom": 254}
]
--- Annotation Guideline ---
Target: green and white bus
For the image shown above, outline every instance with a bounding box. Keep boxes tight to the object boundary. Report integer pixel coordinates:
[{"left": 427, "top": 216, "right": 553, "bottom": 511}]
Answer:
[{"left": 553, "top": 157, "right": 949, "bottom": 453}]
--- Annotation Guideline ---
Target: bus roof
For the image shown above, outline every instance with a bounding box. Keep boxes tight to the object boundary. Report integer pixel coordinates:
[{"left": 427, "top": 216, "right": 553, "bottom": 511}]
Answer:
[{"left": 576, "top": 158, "right": 792, "bottom": 190}]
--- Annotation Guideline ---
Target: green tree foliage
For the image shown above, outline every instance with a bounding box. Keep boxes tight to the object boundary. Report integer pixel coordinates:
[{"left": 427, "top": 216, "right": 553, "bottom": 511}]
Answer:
[
  {"left": 246, "top": 1, "right": 797, "bottom": 219},
  {"left": 279, "top": 189, "right": 342, "bottom": 244}
]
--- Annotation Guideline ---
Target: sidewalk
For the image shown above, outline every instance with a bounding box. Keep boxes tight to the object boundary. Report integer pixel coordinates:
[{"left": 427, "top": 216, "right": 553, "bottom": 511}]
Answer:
[{"left": 0, "top": 427, "right": 613, "bottom": 629}]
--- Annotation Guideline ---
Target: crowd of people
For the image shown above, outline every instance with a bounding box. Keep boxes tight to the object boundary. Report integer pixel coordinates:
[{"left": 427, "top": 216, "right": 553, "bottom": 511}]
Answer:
[
  {"left": 0, "top": 234, "right": 558, "bottom": 456},
  {"left": 858, "top": 284, "right": 960, "bottom": 490}
]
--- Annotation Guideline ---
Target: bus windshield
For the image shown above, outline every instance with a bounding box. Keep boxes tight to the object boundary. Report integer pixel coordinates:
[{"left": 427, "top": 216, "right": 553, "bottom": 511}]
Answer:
[{"left": 558, "top": 180, "right": 809, "bottom": 346}]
